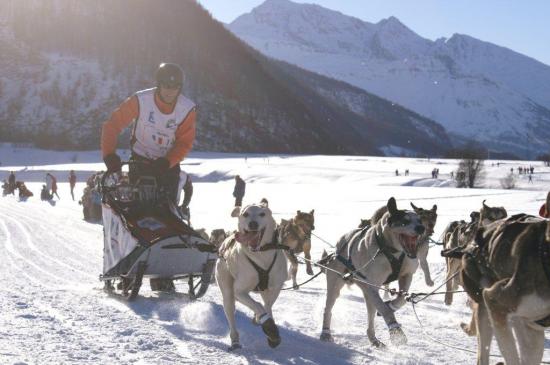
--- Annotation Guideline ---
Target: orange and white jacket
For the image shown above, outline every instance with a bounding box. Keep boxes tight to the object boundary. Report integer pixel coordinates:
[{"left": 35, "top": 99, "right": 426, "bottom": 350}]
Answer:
[{"left": 101, "top": 88, "right": 196, "bottom": 168}]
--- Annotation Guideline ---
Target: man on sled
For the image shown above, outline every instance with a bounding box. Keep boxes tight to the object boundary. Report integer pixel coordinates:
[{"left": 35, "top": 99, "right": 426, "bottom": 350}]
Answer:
[{"left": 101, "top": 63, "right": 196, "bottom": 292}]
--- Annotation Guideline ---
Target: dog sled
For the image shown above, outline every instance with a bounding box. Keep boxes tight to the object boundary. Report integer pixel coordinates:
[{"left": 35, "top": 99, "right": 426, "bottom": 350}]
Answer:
[{"left": 99, "top": 162, "right": 217, "bottom": 301}]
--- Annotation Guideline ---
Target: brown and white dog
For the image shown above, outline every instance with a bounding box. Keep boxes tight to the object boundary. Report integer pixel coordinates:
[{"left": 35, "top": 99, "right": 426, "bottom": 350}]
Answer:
[
  {"left": 279, "top": 209, "right": 315, "bottom": 289},
  {"left": 216, "top": 200, "right": 289, "bottom": 351},
  {"left": 443, "top": 200, "right": 507, "bottom": 306},
  {"left": 409, "top": 203, "right": 438, "bottom": 286},
  {"left": 456, "top": 214, "right": 550, "bottom": 365},
  {"left": 320, "top": 197, "right": 425, "bottom": 347}
]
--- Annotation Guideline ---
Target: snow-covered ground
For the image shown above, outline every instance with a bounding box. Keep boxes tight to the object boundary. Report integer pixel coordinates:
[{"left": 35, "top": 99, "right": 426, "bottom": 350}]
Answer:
[{"left": 1, "top": 145, "right": 549, "bottom": 364}]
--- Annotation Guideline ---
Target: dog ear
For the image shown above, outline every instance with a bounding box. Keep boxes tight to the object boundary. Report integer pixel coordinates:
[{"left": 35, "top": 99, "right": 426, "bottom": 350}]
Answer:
[
  {"left": 310, "top": 209, "right": 314, "bottom": 215},
  {"left": 297, "top": 210, "right": 301, "bottom": 215},
  {"left": 387, "top": 197, "right": 398, "bottom": 215},
  {"left": 482, "top": 200, "right": 488, "bottom": 209},
  {"left": 432, "top": 204, "right": 437, "bottom": 212},
  {"left": 410, "top": 202, "right": 419, "bottom": 211},
  {"left": 260, "top": 198, "right": 269, "bottom": 208}
]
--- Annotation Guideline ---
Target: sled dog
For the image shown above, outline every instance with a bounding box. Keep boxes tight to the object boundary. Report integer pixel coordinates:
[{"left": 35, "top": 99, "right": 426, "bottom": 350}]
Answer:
[
  {"left": 457, "top": 214, "right": 550, "bottom": 365},
  {"left": 216, "top": 200, "right": 289, "bottom": 351},
  {"left": 443, "top": 200, "right": 507, "bottom": 306},
  {"left": 209, "top": 228, "right": 229, "bottom": 248},
  {"left": 280, "top": 210, "right": 315, "bottom": 289},
  {"left": 367, "top": 202, "right": 438, "bottom": 287},
  {"left": 320, "top": 197, "right": 425, "bottom": 347}
]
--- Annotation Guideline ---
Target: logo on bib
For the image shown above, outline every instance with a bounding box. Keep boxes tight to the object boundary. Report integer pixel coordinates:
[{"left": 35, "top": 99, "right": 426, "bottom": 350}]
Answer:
[
  {"left": 152, "top": 134, "right": 164, "bottom": 145},
  {"left": 148, "top": 111, "right": 155, "bottom": 124},
  {"left": 166, "top": 119, "right": 177, "bottom": 129}
]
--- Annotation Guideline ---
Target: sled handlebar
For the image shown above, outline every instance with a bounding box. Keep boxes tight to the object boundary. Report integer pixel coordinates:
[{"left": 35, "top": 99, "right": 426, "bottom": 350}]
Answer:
[
  {"left": 100, "top": 160, "right": 156, "bottom": 189},
  {"left": 100, "top": 161, "right": 162, "bottom": 205},
  {"left": 100, "top": 161, "right": 129, "bottom": 190}
]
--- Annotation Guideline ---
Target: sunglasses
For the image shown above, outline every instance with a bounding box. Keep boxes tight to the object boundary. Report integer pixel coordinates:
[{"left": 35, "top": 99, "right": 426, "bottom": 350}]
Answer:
[{"left": 160, "top": 83, "right": 182, "bottom": 90}]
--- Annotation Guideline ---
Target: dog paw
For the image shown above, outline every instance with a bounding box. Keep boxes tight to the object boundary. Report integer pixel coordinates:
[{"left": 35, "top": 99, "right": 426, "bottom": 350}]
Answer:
[
  {"left": 319, "top": 332, "right": 333, "bottom": 342},
  {"left": 444, "top": 296, "right": 453, "bottom": 306},
  {"left": 426, "top": 279, "right": 434, "bottom": 287},
  {"left": 389, "top": 326, "right": 407, "bottom": 346},
  {"left": 370, "top": 339, "right": 386, "bottom": 349},
  {"left": 228, "top": 342, "right": 242, "bottom": 351},
  {"left": 460, "top": 322, "right": 476, "bottom": 336},
  {"left": 267, "top": 337, "right": 281, "bottom": 348},
  {"left": 261, "top": 316, "right": 281, "bottom": 347},
  {"left": 292, "top": 284, "right": 299, "bottom": 290},
  {"left": 306, "top": 266, "right": 314, "bottom": 275}
]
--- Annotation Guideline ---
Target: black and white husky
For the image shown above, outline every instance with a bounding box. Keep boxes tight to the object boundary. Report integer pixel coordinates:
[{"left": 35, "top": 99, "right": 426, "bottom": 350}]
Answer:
[{"left": 320, "top": 197, "right": 425, "bottom": 347}]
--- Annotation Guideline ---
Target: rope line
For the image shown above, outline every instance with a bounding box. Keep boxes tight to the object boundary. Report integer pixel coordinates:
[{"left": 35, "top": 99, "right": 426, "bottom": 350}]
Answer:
[
  {"left": 406, "top": 271, "right": 460, "bottom": 304},
  {"left": 410, "top": 301, "right": 550, "bottom": 364},
  {"left": 311, "top": 232, "right": 335, "bottom": 248},
  {"left": 281, "top": 269, "right": 323, "bottom": 291},
  {"left": 301, "top": 254, "right": 405, "bottom": 295}
]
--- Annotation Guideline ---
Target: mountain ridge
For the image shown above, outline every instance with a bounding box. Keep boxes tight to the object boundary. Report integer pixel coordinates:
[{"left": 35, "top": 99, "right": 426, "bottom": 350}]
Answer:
[
  {"left": 228, "top": 0, "right": 550, "bottom": 158},
  {"left": 0, "top": 0, "right": 452, "bottom": 157}
]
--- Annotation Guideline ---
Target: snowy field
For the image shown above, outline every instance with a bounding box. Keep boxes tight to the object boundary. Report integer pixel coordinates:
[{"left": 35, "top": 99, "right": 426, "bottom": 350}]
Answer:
[{"left": 1, "top": 144, "right": 549, "bottom": 364}]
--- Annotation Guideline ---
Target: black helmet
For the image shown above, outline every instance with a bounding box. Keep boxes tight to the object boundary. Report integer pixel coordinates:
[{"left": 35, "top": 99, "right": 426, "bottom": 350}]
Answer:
[{"left": 156, "top": 63, "right": 183, "bottom": 88}]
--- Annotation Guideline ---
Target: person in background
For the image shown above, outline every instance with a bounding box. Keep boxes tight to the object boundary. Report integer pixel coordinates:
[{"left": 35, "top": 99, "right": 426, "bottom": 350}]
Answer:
[
  {"left": 41, "top": 185, "right": 52, "bottom": 201},
  {"left": 539, "top": 191, "right": 550, "bottom": 218},
  {"left": 8, "top": 171, "right": 16, "bottom": 195},
  {"left": 69, "top": 170, "right": 77, "bottom": 201},
  {"left": 46, "top": 173, "right": 60, "bottom": 199},
  {"left": 231, "top": 175, "right": 246, "bottom": 217},
  {"left": 233, "top": 175, "right": 246, "bottom": 206}
]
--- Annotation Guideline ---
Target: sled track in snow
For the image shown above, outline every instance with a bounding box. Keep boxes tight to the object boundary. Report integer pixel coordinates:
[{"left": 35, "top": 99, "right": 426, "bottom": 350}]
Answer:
[
  {"left": 0, "top": 213, "right": 96, "bottom": 280},
  {"left": 0, "top": 217, "right": 71, "bottom": 287},
  {"left": 6, "top": 205, "right": 99, "bottom": 266}
]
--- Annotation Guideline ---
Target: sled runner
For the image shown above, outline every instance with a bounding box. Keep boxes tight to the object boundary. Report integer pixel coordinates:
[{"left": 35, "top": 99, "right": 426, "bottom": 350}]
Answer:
[{"left": 99, "top": 162, "right": 217, "bottom": 301}]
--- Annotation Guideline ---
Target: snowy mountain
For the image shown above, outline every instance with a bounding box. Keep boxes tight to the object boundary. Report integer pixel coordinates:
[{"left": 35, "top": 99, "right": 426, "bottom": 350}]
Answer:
[
  {"left": 0, "top": 0, "right": 454, "bottom": 157},
  {"left": 228, "top": 0, "right": 550, "bottom": 158}
]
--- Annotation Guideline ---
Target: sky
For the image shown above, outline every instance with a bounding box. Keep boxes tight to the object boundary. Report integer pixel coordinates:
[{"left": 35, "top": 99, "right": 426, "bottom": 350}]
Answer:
[{"left": 198, "top": 0, "right": 550, "bottom": 66}]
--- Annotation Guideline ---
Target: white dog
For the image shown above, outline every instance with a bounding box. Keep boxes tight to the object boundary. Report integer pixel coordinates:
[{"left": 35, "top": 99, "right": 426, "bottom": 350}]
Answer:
[{"left": 216, "top": 200, "right": 288, "bottom": 351}]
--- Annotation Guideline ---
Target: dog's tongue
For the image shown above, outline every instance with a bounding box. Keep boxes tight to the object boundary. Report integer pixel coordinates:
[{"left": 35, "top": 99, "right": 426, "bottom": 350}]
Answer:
[
  {"left": 400, "top": 234, "right": 418, "bottom": 258},
  {"left": 235, "top": 231, "right": 261, "bottom": 250}
]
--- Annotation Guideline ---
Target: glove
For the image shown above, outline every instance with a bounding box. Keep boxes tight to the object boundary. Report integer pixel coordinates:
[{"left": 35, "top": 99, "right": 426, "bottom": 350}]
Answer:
[
  {"left": 104, "top": 153, "right": 122, "bottom": 172},
  {"left": 151, "top": 157, "right": 170, "bottom": 174}
]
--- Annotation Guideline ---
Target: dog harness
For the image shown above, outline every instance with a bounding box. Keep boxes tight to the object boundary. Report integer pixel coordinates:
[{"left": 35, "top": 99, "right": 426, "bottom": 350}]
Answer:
[
  {"left": 244, "top": 228, "right": 289, "bottom": 292},
  {"left": 335, "top": 226, "right": 405, "bottom": 285},
  {"left": 538, "top": 229, "right": 550, "bottom": 287},
  {"left": 374, "top": 233, "right": 405, "bottom": 285},
  {"left": 247, "top": 252, "right": 279, "bottom": 292},
  {"left": 335, "top": 227, "right": 370, "bottom": 281}
]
